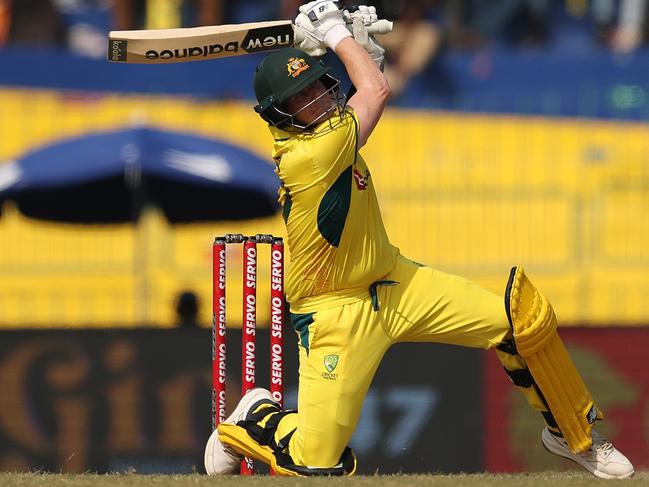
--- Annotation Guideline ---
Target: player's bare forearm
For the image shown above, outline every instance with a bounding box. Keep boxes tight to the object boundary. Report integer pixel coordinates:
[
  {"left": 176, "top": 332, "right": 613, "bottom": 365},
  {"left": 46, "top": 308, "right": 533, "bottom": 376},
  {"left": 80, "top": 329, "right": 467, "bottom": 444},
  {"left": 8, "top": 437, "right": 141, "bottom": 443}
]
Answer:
[{"left": 335, "top": 37, "right": 390, "bottom": 148}]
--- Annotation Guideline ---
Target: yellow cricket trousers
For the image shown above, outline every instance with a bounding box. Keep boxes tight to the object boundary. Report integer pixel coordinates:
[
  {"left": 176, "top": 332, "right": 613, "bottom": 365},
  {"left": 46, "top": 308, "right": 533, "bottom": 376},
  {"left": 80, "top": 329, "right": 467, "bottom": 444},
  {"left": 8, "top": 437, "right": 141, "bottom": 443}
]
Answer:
[{"left": 276, "top": 254, "right": 512, "bottom": 468}]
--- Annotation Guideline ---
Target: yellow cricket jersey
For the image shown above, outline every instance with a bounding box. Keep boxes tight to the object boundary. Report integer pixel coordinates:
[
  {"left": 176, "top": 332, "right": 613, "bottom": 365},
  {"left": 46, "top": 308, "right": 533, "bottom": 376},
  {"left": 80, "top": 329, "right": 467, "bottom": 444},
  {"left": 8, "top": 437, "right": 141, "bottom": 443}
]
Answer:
[{"left": 270, "top": 108, "right": 399, "bottom": 312}]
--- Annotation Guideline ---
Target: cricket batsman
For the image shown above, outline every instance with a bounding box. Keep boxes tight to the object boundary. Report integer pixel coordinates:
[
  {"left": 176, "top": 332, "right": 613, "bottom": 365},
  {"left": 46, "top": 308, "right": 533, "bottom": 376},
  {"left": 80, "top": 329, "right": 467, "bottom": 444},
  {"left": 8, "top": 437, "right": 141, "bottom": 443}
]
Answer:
[{"left": 204, "top": 1, "right": 634, "bottom": 478}]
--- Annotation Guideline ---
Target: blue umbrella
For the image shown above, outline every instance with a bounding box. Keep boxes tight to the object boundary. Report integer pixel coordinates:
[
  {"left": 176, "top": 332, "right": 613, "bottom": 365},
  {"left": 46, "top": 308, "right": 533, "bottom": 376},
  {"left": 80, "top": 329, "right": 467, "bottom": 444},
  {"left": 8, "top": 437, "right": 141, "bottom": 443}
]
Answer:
[{"left": 0, "top": 127, "right": 279, "bottom": 223}]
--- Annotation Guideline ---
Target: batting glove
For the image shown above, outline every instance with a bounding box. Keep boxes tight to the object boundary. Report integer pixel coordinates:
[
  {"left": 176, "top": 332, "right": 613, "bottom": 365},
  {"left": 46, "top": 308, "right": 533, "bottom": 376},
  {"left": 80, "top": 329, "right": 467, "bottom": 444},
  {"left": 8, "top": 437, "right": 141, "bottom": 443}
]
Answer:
[
  {"left": 343, "top": 5, "right": 379, "bottom": 27},
  {"left": 297, "top": 0, "right": 351, "bottom": 51},
  {"left": 351, "top": 16, "right": 385, "bottom": 70},
  {"left": 294, "top": 12, "right": 328, "bottom": 57}
]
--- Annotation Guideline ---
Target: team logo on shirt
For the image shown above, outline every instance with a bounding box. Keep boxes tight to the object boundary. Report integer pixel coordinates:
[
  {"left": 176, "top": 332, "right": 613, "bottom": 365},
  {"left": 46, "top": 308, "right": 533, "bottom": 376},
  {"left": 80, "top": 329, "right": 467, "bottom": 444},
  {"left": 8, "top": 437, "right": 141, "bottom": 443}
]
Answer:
[
  {"left": 353, "top": 168, "right": 369, "bottom": 190},
  {"left": 287, "top": 57, "right": 310, "bottom": 78}
]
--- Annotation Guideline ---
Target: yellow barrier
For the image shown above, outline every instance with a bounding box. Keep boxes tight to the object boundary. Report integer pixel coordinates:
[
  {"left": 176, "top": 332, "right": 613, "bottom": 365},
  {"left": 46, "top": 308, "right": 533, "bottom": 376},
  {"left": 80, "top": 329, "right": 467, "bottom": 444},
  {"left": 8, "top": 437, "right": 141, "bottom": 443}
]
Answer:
[{"left": 0, "top": 88, "right": 648, "bottom": 327}]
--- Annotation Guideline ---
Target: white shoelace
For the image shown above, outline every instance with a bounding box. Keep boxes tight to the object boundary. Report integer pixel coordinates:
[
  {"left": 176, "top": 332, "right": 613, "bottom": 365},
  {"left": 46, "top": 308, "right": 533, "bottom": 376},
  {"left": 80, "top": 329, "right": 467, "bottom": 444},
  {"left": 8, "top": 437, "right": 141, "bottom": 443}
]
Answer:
[
  {"left": 594, "top": 438, "right": 614, "bottom": 459},
  {"left": 576, "top": 432, "right": 614, "bottom": 460}
]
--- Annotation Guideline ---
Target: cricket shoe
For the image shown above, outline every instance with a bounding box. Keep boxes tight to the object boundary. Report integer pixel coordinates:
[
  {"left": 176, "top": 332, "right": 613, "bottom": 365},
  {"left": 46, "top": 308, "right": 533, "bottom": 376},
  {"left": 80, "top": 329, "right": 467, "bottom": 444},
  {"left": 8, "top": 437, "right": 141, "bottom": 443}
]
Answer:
[
  {"left": 541, "top": 427, "right": 634, "bottom": 479},
  {"left": 204, "top": 388, "right": 278, "bottom": 475}
]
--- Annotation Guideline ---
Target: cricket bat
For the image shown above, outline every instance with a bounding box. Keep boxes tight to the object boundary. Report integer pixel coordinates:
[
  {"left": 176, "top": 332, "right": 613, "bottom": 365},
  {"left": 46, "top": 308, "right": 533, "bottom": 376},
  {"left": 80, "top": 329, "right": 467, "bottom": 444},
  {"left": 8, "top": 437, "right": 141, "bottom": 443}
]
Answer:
[{"left": 108, "top": 19, "right": 393, "bottom": 64}]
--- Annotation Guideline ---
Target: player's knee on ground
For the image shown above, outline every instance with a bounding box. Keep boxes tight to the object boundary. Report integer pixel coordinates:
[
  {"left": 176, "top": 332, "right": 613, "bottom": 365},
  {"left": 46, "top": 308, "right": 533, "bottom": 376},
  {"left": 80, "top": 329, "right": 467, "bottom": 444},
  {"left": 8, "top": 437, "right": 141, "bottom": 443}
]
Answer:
[{"left": 218, "top": 401, "right": 357, "bottom": 476}]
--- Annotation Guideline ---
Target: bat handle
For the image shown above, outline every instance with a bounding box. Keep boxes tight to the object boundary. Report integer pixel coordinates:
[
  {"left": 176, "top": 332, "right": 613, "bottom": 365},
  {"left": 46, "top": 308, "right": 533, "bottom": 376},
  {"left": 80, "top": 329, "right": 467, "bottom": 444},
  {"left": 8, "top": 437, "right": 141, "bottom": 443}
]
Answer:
[
  {"left": 367, "top": 19, "right": 393, "bottom": 36},
  {"left": 293, "top": 19, "right": 394, "bottom": 44}
]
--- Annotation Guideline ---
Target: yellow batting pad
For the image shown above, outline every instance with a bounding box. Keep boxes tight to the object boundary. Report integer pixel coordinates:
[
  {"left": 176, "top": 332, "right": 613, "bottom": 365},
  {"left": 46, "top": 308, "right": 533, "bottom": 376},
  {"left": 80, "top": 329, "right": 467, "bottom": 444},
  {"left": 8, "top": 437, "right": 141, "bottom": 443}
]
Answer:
[
  {"left": 507, "top": 266, "right": 602, "bottom": 453},
  {"left": 217, "top": 423, "right": 302, "bottom": 476},
  {"left": 217, "top": 423, "right": 357, "bottom": 477}
]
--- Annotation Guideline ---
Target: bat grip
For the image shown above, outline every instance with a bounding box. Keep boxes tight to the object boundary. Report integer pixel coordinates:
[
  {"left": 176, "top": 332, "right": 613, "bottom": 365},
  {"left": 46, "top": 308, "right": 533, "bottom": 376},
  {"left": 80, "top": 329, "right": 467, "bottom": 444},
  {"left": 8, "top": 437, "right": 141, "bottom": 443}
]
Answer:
[
  {"left": 367, "top": 19, "right": 393, "bottom": 35},
  {"left": 293, "top": 19, "right": 394, "bottom": 44}
]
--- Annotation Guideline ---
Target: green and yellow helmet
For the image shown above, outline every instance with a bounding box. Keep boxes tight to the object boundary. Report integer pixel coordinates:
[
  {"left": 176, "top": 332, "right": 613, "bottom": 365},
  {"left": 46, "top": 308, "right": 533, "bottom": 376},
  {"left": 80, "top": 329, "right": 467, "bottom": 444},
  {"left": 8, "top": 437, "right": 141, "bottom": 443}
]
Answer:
[{"left": 253, "top": 48, "right": 343, "bottom": 130}]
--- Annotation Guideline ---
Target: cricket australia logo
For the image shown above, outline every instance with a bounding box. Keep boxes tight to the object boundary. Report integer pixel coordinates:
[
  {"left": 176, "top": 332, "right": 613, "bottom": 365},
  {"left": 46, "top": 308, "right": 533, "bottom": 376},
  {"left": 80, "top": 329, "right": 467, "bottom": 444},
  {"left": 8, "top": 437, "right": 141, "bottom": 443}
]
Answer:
[
  {"left": 324, "top": 354, "right": 338, "bottom": 372},
  {"left": 287, "top": 57, "right": 310, "bottom": 78},
  {"left": 353, "top": 168, "right": 369, "bottom": 190},
  {"left": 322, "top": 354, "right": 339, "bottom": 380}
]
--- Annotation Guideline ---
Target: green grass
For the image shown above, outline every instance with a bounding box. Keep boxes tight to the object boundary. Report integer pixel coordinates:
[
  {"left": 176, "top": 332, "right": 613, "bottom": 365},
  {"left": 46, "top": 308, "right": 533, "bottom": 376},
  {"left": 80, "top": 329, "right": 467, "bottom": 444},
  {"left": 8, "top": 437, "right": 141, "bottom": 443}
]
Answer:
[{"left": 0, "top": 472, "right": 647, "bottom": 487}]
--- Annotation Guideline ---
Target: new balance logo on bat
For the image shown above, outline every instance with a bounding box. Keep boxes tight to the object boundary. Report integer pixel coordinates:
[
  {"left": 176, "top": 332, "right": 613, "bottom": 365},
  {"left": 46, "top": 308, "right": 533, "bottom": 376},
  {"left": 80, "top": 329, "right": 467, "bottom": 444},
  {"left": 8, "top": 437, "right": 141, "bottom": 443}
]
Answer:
[
  {"left": 242, "top": 25, "right": 293, "bottom": 52},
  {"left": 245, "top": 33, "right": 292, "bottom": 51},
  {"left": 143, "top": 28, "right": 292, "bottom": 60},
  {"left": 145, "top": 42, "right": 239, "bottom": 60}
]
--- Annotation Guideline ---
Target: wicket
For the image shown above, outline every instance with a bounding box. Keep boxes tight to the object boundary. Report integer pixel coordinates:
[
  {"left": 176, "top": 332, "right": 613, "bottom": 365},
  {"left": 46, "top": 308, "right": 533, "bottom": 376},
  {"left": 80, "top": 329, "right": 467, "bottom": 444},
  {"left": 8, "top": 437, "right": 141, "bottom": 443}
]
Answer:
[{"left": 212, "top": 234, "right": 285, "bottom": 475}]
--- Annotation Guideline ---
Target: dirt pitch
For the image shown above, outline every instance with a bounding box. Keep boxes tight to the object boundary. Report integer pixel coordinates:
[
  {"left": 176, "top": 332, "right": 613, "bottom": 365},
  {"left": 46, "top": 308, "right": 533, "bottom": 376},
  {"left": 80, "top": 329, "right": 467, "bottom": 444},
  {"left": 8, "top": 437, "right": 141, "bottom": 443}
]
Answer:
[{"left": 0, "top": 472, "right": 646, "bottom": 487}]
